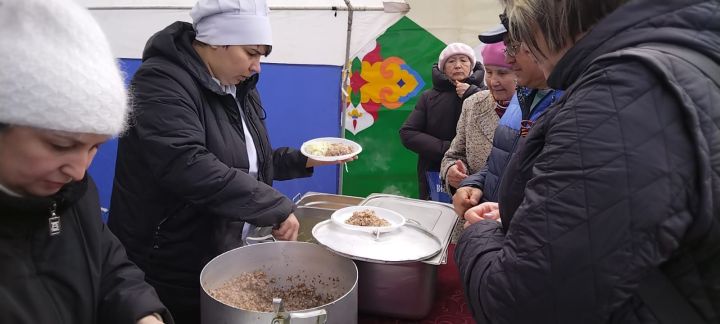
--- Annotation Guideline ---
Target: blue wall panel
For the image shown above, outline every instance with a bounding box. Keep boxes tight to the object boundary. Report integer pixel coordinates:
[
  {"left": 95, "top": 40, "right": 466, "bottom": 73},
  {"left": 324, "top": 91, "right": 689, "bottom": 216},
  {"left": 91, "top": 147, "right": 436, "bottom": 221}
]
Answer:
[
  {"left": 258, "top": 63, "right": 343, "bottom": 199},
  {"left": 88, "top": 59, "right": 342, "bottom": 211}
]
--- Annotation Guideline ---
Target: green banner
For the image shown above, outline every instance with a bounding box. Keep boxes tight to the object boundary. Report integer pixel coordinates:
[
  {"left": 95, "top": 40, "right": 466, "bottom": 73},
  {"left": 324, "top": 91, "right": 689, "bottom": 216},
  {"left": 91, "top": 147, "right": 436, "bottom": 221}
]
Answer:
[{"left": 342, "top": 17, "right": 446, "bottom": 198}]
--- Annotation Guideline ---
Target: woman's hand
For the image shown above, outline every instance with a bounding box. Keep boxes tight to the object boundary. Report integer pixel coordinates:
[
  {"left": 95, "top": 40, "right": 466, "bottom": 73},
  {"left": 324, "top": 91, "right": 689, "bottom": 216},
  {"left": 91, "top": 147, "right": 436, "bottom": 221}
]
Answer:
[
  {"left": 453, "top": 186, "right": 482, "bottom": 217},
  {"left": 454, "top": 81, "right": 470, "bottom": 98},
  {"left": 447, "top": 160, "right": 468, "bottom": 189},
  {"left": 273, "top": 213, "right": 299, "bottom": 241},
  {"left": 306, "top": 155, "right": 358, "bottom": 168},
  {"left": 463, "top": 202, "right": 500, "bottom": 228}
]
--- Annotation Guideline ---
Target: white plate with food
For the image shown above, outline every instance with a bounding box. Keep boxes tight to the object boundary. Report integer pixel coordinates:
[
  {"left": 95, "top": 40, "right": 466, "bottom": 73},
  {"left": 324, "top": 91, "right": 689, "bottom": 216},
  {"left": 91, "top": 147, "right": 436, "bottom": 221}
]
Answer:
[
  {"left": 300, "top": 137, "right": 362, "bottom": 162},
  {"left": 330, "top": 206, "right": 406, "bottom": 234}
]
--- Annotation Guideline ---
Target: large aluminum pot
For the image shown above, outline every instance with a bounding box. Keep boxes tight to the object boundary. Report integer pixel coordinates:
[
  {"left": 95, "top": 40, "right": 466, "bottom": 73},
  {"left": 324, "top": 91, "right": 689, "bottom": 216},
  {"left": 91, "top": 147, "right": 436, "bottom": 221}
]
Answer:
[
  {"left": 356, "top": 261, "right": 436, "bottom": 319},
  {"left": 200, "top": 242, "right": 358, "bottom": 324},
  {"left": 294, "top": 193, "right": 456, "bottom": 320}
]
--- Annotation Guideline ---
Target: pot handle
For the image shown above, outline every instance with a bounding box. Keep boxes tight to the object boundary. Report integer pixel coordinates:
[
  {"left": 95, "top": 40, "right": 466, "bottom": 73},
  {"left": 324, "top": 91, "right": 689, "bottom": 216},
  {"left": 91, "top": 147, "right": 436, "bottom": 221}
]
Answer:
[
  {"left": 289, "top": 309, "right": 327, "bottom": 324},
  {"left": 406, "top": 218, "right": 423, "bottom": 228},
  {"left": 244, "top": 233, "right": 276, "bottom": 245}
]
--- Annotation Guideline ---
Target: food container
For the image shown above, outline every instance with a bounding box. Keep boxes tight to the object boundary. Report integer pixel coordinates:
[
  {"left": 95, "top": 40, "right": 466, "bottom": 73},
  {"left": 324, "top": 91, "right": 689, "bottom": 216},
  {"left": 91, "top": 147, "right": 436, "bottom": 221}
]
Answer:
[
  {"left": 295, "top": 192, "right": 364, "bottom": 210},
  {"left": 200, "top": 241, "right": 358, "bottom": 324},
  {"left": 245, "top": 192, "right": 361, "bottom": 244},
  {"left": 359, "top": 194, "right": 456, "bottom": 266},
  {"left": 296, "top": 193, "right": 457, "bottom": 320}
]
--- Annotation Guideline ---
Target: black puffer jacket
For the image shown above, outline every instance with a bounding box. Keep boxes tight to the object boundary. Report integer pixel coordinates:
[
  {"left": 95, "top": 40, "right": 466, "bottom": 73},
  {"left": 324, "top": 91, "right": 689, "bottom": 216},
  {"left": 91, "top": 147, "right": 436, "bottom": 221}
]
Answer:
[
  {"left": 399, "top": 62, "right": 484, "bottom": 199},
  {"left": 456, "top": 0, "right": 720, "bottom": 323},
  {"left": 0, "top": 176, "right": 172, "bottom": 324},
  {"left": 109, "top": 22, "right": 312, "bottom": 316}
]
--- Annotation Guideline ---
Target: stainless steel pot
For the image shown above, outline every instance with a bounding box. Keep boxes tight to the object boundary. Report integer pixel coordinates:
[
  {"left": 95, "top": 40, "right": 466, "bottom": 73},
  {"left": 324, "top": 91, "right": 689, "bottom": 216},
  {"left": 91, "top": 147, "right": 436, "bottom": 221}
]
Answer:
[
  {"left": 200, "top": 241, "right": 358, "bottom": 324},
  {"left": 356, "top": 261, "right": 437, "bottom": 319},
  {"left": 294, "top": 193, "right": 456, "bottom": 320}
]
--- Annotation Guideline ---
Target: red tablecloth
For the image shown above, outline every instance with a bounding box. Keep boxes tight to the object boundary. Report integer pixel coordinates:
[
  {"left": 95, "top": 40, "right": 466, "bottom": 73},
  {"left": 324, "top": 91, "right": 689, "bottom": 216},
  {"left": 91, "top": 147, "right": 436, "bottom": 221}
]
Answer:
[{"left": 358, "top": 244, "right": 474, "bottom": 323}]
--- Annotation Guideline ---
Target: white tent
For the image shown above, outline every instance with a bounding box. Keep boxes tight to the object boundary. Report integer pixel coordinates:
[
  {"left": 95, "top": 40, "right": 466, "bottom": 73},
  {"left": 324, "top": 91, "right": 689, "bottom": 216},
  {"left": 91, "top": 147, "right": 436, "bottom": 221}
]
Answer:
[{"left": 78, "top": 0, "right": 409, "bottom": 65}]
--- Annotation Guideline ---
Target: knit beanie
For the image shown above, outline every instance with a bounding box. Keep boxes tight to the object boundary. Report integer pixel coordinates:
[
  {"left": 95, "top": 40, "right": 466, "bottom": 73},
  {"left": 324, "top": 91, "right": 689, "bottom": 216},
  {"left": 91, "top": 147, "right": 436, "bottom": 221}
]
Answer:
[
  {"left": 0, "top": 0, "right": 128, "bottom": 136},
  {"left": 481, "top": 42, "right": 512, "bottom": 69},
  {"left": 438, "top": 43, "right": 476, "bottom": 73},
  {"left": 191, "top": 0, "right": 273, "bottom": 46}
]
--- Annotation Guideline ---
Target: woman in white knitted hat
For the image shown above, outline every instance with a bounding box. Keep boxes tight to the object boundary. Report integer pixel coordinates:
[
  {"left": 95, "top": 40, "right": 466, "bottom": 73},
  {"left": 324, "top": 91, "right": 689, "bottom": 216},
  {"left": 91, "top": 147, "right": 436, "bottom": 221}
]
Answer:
[
  {"left": 0, "top": 0, "right": 171, "bottom": 323},
  {"left": 107, "top": 0, "right": 353, "bottom": 322},
  {"left": 440, "top": 42, "right": 516, "bottom": 195},
  {"left": 399, "top": 42, "right": 485, "bottom": 200}
]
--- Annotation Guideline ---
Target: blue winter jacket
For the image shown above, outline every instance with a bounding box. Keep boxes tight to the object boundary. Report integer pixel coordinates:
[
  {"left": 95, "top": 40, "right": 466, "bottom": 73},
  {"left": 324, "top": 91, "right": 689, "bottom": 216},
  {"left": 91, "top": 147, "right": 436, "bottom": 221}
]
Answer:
[{"left": 459, "top": 88, "right": 562, "bottom": 202}]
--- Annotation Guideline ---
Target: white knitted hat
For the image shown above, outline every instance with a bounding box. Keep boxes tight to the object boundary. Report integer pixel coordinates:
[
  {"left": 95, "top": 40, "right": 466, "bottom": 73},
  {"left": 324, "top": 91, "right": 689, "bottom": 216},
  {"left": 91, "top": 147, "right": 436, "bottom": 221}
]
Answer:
[
  {"left": 438, "top": 43, "right": 477, "bottom": 73},
  {"left": 191, "top": 0, "right": 273, "bottom": 46},
  {"left": 0, "top": 0, "right": 128, "bottom": 136}
]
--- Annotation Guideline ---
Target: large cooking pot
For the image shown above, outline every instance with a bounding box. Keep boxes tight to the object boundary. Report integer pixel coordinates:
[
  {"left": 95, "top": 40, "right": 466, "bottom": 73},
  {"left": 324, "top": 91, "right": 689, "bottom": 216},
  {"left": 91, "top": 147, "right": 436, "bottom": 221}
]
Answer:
[
  {"left": 200, "top": 242, "right": 358, "bottom": 324},
  {"left": 293, "top": 193, "right": 456, "bottom": 320}
]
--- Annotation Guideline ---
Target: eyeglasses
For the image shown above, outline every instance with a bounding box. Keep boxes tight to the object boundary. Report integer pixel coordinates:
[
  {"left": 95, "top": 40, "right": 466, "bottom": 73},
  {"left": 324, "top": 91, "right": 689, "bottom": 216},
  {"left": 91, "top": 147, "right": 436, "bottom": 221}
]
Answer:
[
  {"left": 503, "top": 44, "right": 520, "bottom": 57},
  {"left": 499, "top": 11, "right": 509, "bottom": 31}
]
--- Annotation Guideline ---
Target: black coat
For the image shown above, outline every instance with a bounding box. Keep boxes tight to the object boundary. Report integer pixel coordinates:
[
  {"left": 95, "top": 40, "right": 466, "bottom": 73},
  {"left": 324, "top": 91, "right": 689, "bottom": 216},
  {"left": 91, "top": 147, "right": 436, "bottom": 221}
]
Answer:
[
  {"left": 456, "top": 0, "right": 720, "bottom": 323},
  {"left": 399, "top": 62, "right": 484, "bottom": 199},
  {"left": 0, "top": 177, "right": 172, "bottom": 324},
  {"left": 108, "top": 22, "right": 312, "bottom": 316}
]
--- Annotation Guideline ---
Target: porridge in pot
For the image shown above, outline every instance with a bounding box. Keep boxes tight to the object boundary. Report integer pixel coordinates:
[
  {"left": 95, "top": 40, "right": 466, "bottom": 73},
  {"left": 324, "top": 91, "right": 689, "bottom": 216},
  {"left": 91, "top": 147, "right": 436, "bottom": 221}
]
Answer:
[{"left": 209, "top": 270, "right": 341, "bottom": 312}]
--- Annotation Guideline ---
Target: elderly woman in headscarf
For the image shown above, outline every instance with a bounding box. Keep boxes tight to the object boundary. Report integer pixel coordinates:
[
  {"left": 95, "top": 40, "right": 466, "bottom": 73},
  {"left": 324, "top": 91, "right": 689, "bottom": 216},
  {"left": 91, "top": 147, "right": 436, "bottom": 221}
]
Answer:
[
  {"left": 455, "top": 0, "right": 720, "bottom": 323},
  {"left": 440, "top": 42, "right": 515, "bottom": 194},
  {"left": 399, "top": 42, "right": 485, "bottom": 200},
  {"left": 0, "top": 0, "right": 171, "bottom": 323}
]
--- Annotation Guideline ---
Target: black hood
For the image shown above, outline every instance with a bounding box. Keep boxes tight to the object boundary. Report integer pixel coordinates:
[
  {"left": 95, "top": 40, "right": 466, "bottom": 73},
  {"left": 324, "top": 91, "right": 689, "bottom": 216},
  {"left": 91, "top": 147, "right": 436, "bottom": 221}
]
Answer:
[
  {"left": 548, "top": 0, "right": 720, "bottom": 90},
  {"left": 141, "top": 21, "right": 259, "bottom": 95},
  {"left": 432, "top": 62, "right": 485, "bottom": 92}
]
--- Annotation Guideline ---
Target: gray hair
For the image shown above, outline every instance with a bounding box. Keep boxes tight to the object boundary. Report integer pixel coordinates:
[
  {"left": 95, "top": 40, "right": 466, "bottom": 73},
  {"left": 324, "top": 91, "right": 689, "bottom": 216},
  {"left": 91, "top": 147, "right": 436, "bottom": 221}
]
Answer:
[{"left": 503, "top": 0, "right": 628, "bottom": 59}]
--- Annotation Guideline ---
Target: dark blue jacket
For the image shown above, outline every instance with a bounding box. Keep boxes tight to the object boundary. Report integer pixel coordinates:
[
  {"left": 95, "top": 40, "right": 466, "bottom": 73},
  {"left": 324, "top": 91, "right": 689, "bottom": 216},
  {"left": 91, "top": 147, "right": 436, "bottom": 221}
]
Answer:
[{"left": 459, "top": 88, "right": 562, "bottom": 202}]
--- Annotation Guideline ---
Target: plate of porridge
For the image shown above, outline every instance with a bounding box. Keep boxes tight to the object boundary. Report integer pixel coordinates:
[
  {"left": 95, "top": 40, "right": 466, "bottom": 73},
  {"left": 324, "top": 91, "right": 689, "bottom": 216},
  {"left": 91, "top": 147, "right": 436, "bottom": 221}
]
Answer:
[
  {"left": 330, "top": 206, "right": 406, "bottom": 234},
  {"left": 300, "top": 137, "right": 362, "bottom": 162}
]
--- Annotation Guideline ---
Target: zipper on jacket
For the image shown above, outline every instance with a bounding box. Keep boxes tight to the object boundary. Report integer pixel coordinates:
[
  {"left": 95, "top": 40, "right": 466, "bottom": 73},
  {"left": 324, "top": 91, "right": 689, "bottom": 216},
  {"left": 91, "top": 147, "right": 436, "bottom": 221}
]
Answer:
[
  {"left": 28, "top": 204, "right": 67, "bottom": 322},
  {"left": 489, "top": 133, "right": 522, "bottom": 201},
  {"left": 152, "top": 216, "right": 171, "bottom": 249},
  {"left": 48, "top": 201, "right": 61, "bottom": 236},
  {"left": 152, "top": 203, "right": 187, "bottom": 250}
]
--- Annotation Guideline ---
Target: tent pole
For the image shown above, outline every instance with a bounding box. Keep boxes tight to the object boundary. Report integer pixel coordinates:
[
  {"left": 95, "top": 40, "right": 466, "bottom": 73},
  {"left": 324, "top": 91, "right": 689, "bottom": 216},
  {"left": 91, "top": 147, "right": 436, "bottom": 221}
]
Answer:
[
  {"left": 87, "top": 6, "right": 387, "bottom": 11},
  {"left": 338, "top": 0, "right": 354, "bottom": 195}
]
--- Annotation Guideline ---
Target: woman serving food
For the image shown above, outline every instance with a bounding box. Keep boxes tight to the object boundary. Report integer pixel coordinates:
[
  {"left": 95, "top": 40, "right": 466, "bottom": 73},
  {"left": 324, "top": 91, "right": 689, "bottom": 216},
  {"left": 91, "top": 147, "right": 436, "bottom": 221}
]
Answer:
[{"left": 107, "top": 1, "right": 357, "bottom": 322}]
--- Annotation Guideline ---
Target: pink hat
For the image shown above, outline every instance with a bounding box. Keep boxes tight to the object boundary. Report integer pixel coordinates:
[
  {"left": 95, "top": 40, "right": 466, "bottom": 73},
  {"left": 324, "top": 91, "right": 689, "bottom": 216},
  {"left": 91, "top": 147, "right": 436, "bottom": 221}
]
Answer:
[
  {"left": 481, "top": 43, "right": 511, "bottom": 69},
  {"left": 438, "top": 43, "right": 476, "bottom": 73}
]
